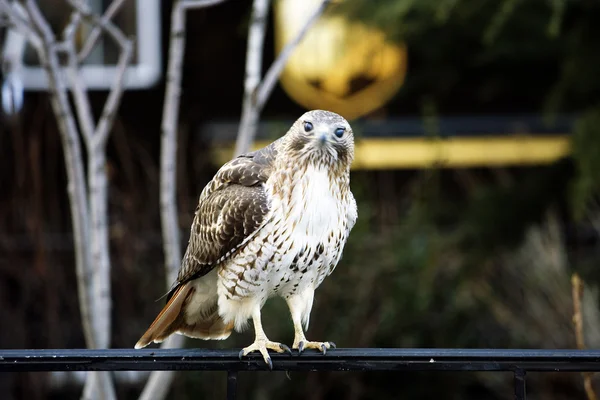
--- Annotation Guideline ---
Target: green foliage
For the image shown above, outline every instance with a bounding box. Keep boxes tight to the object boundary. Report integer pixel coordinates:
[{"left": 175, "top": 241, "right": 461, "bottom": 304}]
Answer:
[
  {"left": 334, "top": 0, "right": 558, "bottom": 47},
  {"left": 460, "top": 161, "right": 572, "bottom": 252},
  {"left": 547, "top": 0, "right": 566, "bottom": 37}
]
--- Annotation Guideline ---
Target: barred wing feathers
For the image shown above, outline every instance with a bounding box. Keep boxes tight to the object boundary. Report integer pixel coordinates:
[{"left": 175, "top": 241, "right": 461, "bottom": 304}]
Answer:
[
  {"left": 175, "top": 141, "right": 279, "bottom": 286},
  {"left": 134, "top": 142, "right": 280, "bottom": 349}
]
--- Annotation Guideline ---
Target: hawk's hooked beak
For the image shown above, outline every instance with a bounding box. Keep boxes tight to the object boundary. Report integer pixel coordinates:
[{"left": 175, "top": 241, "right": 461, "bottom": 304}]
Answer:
[{"left": 318, "top": 132, "right": 328, "bottom": 146}]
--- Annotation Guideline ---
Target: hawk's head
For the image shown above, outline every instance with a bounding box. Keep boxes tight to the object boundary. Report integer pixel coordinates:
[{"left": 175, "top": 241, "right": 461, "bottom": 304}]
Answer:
[{"left": 283, "top": 110, "right": 354, "bottom": 168}]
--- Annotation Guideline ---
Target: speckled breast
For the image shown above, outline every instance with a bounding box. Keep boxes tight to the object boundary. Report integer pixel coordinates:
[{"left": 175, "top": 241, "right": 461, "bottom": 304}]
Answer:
[{"left": 217, "top": 164, "right": 353, "bottom": 302}]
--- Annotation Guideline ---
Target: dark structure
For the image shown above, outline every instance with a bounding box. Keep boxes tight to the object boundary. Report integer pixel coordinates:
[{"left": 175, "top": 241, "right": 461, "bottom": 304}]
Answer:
[{"left": 3, "top": 348, "right": 600, "bottom": 400}]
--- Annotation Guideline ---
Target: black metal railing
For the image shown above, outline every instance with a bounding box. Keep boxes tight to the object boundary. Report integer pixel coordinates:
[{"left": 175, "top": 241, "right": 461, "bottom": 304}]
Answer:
[{"left": 2, "top": 348, "right": 600, "bottom": 399}]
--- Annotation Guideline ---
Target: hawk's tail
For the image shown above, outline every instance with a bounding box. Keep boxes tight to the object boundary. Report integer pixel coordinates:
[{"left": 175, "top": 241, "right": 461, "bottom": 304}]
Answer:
[{"left": 135, "top": 277, "right": 233, "bottom": 349}]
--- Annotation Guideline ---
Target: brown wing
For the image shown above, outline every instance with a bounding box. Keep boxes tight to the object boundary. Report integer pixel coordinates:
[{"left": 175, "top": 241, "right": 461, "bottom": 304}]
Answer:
[{"left": 173, "top": 140, "right": 280, "bottom": 289}]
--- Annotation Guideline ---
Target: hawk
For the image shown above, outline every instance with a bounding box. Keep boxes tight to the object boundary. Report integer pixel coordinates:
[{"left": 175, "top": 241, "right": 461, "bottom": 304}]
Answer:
[{"left": 135, "top": 110, "right": 357, "bottom": 368}]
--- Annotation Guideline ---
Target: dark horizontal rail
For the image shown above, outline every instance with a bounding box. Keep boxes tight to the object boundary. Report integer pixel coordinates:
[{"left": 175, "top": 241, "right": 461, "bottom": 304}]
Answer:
[
  {"left": 201, "top": 114, "right": 576, "bottom": 141},
  {"left": 2, "top": 348, "right": 600, "bottom": 373}
]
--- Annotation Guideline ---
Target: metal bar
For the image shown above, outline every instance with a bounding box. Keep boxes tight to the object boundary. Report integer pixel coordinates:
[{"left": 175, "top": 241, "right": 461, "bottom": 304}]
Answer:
[
  {"left": 200, "top": 114, "right": 576, "bottom": 142},
  {"left": 514, "top": 369, "right": 526, "bottom": 400},
  {"left": 227, "top": 370, "right": 238, "bottom": 400},
  {"left": 2, "top": 348, "right": 600, "bottom": 372}
]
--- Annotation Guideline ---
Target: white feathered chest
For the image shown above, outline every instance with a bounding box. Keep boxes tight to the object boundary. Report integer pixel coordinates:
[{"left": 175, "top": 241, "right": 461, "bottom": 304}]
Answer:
[
  {"left": 217, "top": 162, "right": 356, "bottom": 304},
  {"left": 262, "top": 162, "right": 357, "bottom": 298}
]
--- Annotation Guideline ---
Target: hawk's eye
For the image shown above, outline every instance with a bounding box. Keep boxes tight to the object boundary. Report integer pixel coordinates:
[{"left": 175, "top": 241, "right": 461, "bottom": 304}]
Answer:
[
  {"left": 303, "top": 121, "right": 313, "bottom": 132},
  {"left": 334, "top": 127, "right": 346, "bottom": 138}
]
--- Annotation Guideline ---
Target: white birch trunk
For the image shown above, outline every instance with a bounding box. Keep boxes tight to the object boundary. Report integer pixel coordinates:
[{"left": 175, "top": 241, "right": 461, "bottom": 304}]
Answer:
[
  {"left": 234, "top": 0, "right": 330, "bottom": 156},
  {"left": 160, "top": 0, "right": 186, "bottom": 285},
  {"left": 138, "top": 5, "right": 187, "bottom": 398},
  {"left": 2, "top": 1, "right": 132, "bottom": 399},
  {"left": 139, "top": 1, "right": 228, "bottom": 400},
  {"left": 234, "top": 0, "right": 271, "bottom": 157},
  {"left": 19, "top": 2, "right": 116, "bottom": 399}
]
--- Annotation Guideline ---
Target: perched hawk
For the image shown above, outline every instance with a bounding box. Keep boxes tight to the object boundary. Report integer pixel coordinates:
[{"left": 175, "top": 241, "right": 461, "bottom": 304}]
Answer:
[{"left": 136, "top": 110, "right": 357, "bottom": 368}]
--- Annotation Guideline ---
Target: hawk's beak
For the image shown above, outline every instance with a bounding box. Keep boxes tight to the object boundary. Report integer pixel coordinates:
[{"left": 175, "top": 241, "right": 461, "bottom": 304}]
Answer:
[{"left": 318, "top": 133, "right": 328, "bottom": 146}]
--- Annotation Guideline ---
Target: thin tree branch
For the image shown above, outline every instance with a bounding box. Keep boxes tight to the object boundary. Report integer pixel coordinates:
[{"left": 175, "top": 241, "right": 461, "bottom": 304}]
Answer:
[
  {"left": 160, "top": 0, "right": 187, "bottom": 306},
  {"left": 62, "top": 0, "right": 133, "bottom": 356},
  {"left": 92, "top": 34, "right": 132, "bottom": 148},
  {"left": 0, "top": 1, "right": 42, "bottom": 50},
  {"left": 181, "top": 0, "right": 228, "bottom": 10},
  {"left": 157, "top": 0, "right": 228, "bottom": 296},
  {"left": 139, "top": 2, "right": 227, "bottom": 400},
  {"left": 24, "top": 2, "right": 132, "bottom": 400},
  {"left": 70, "top": 2, "right": 133, "bottom": 398},
  {"left": 23, "top": 1, "right": 118, "bottom": 399},
  {"left": 255, "top": 0, "right": 329, "bottom": 110},
  {"left": 234, "top": 0, "right": 271, "bottom": 157},
  {"left": 62, "top": 6, "right": 81, "bottom": 42},
  {"left": 66, "top": 0, "right": 129, "bottom": 48},
  {"left": 68, "top": 0, "right": 132, "bottom": 361},
  {"left": 23, "top": 0, "right": 95, "bottom": 356},
  {"left": 572, "top": 273, "right": 597, "bottom": 400},
  {"left": 77, "top": 0, "right": 125, "bottom": 63},
  {"left": 64, "top": 26, "right": 96, "bottom": 146},
  {"left": 234, "top": 0, "right": 330, "bottom": 156},
  {"left": 67, "top": 0, "right": 134, "bottom": 147}
]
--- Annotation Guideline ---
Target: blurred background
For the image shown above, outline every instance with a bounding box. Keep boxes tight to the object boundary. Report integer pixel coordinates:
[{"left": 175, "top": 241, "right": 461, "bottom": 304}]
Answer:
[{"left": 2, "top": 0, "right": 600, "bottom": 399}]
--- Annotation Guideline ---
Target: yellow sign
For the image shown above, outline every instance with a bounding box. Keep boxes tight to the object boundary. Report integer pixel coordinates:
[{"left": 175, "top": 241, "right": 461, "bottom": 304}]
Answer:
[
  {"left": 213, "top": 136, "right": 571, "bottom": 169},
  {"left": 274, "top": 0, "right": 408, "bottom": 120}
]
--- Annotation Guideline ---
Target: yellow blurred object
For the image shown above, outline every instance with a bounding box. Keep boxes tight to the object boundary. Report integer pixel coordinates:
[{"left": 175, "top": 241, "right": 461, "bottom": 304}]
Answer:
[
  {"left": 274, "top": 0, "right": 407, "bottom": 120},
  {"left": 212, "top": 136, "right": 571, "bottom": 170}
]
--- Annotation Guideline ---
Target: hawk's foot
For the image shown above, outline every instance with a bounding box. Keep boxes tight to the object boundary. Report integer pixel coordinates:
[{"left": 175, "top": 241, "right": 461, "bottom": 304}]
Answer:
[
  {"left": 294, "top": 340, "right": 336, "bottom": 355},
  {"left": 238, "top": 339, "right": 292, "bottom": 369}
]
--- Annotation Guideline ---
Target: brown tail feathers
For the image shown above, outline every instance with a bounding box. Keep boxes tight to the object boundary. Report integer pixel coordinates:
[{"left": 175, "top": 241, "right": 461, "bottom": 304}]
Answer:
[{"left": 135, "top": 281, "right": 234, "bottom": 349}]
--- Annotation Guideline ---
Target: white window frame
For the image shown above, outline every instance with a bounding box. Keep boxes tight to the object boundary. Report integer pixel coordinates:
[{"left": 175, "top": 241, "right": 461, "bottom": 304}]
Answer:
[{"left": 20, "top": 0, "right": 161, "bottom": 90}]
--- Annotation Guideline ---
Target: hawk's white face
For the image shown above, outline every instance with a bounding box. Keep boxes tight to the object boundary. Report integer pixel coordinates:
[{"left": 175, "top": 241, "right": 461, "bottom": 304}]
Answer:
[{"left": 286, "top": 110, "right": 354, "bottom": 167}]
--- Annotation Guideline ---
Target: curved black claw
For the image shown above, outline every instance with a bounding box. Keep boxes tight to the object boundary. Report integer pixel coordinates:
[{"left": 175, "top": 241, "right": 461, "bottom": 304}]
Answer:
[
  {"left": 280, "top": 343, "right": 293, "bottom": 356},
  {"left": 298, "top": 341, "right": 305, "bottom": 354},
  {"left": 329, "top": 341, "right": 337, "bottom": 349},
  {"left": 238, "top": 349, "right": 245, "bottom": 361},
  {"left": 266, "top": 356, "right": 273, "bottom": 370},
  {"left": 320, "top": 344, "right": 327, "bottom": 355}
]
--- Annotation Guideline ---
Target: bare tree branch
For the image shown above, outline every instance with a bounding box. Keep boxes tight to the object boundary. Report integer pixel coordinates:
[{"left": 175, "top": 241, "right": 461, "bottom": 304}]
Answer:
[
  {"left": 255, "top": 0, "right": 329, "bottom": 110},
  {"left": 94, "top": 41, "right": 131, "bottom": 145},
  {"left": 62, "top": 7, "right": 81, "bottom": 41},
  {"left": 77, "top": 0, "right": 125, "bottom": 63},
  {"left": 67, "top": 0, "right": 129, "bottom": 47},
  {"left": 234, "top": 0, "right": 270, "bottom": 157},
  {"left": 20, "top": 1, "right": 119, "bottom": 399},
  {"left": 3, "top": 1, "right": 133, "bottom": 399},
  {"left": 156, "top": 0, "right": 228, "bottom": 299},
  {"left": 63, "top": 8, "right": 133, "bottom": 400},
  {"left": 234, "top": 0, "right": 330, "bottom": 156},
  {"left": 158, "top": 0, "right": 187, "bottom": 288},
  {"left": 181, "top": 0, "right": 228, "bottom": 10},
  {"left": 0, "top": 1, "right": 42, "bottom": 50},
  {"left": 572, "top": 274, "right": 598, "bottom": 400},
  {"left": 139, "top": 1, "right": 227, "bottom": 400},
  {"left": 67, "top": 0, "right": 134, "bottom": 147},
  {"left": 64, "top": 35, "right": 96, "bottom": 145},
  {"left": 16, "top": 0, "right": 95, "bottom": 351}
]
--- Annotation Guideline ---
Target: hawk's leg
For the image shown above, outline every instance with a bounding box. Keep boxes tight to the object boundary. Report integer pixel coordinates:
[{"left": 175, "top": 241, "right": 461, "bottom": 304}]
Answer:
[
  {"left": 286, "top": 295, "right": 336, "bottom": 355},
  {"left": 239, "top": 306, "right": 291, "bottom": 369}
]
